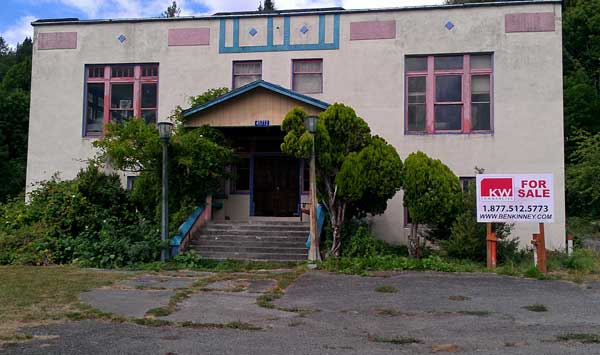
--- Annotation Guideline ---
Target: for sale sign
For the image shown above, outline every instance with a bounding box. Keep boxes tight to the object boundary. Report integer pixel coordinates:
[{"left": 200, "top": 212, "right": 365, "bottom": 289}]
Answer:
[{"left": 476, "top": 174, "right": 554, "bottom": 223}]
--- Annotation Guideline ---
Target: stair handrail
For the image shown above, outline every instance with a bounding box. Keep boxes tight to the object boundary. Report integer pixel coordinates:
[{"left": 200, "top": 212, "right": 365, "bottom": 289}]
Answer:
[{"left": 170, "top": 195, "right": 212, "bottom": 257}]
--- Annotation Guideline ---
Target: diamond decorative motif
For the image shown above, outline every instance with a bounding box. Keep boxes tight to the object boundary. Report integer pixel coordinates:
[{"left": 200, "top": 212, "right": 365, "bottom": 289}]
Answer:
[
  {"left": 300, "top": 25, "right": 309, "bottom": 34},
  {"left": 248, "top": 28, "right": 258, "bottom": 37},
  {"left": 445, "top": 21, "right": 455, "bottom": 30},
  {"left": 117, "top": 34, "right": 126, "bottom": 43}
]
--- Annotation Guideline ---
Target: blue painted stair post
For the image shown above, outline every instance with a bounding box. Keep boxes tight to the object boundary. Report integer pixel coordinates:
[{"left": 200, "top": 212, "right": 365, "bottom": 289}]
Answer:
[{"left": 306, "top": 203, "right": 326, "bottom": 249}]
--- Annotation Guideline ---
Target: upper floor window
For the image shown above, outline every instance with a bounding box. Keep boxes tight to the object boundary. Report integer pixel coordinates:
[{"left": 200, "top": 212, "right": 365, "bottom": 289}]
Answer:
[
  {"left": 84, "top": 64, "right": 159, "bottom": 137},
  {"left": 292, "top": 59, "right": 323, "bottom": 94},
  {"left": 232, "top": 61, "right": 262, "bottom": 89},
  {"left": 405, "top": 54, "right": 492, "bottom": 134}
]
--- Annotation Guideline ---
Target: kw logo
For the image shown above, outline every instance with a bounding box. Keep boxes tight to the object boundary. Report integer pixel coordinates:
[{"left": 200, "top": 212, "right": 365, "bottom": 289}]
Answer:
[{"left": 480, "top": 178, "right": 514, "bottom": 201}]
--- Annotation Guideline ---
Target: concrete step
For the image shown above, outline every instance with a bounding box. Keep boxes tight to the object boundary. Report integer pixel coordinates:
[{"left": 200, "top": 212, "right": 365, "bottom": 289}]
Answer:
[
  {"left": 190, "top": 239, "right": 306, "bottom": 248},
  {"left": 212, "top": 220, "right": 309, "bottom": 226},
  {"left": 193, "top": 250, "right": 308, "bottom": 261},
  {"left": 206, "top": 224, "right": 309, "bottom": 232},
  {"left": 202, "top": 230, "right": 309, "bottom": 237},
  {"left": 192, "top": 245, "right": 307, "bottom": 254},
  {"left": 193, "top": 234, "right": 307, "bottom": 242}
]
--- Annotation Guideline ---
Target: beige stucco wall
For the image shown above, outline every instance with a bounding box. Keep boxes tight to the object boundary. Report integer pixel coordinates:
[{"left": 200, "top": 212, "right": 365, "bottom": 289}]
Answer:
[{"left": 27, "top": 2, "right": 565, "bottom": 249}]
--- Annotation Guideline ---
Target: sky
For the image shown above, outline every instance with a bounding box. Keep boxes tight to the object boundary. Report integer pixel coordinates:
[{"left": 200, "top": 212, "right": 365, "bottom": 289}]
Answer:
[{"left": 0, "top": 0, "right": 444, "bottom": 48}]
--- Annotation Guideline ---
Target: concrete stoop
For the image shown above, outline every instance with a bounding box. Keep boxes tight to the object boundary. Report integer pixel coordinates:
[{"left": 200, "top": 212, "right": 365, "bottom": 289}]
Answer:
[{"left": 188, "top": 220, "right": 309, "bottom": 262}]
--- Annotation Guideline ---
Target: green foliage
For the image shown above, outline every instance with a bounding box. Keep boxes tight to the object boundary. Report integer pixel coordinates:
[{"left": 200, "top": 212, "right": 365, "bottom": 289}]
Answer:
[
  {"left": 340, "top": 219, "right": 407, "bottom": 258},
  {"left": 320, "top": 254, "right": 479, "bottom": 275},
  {"left": 172, "top": 87, "right": 230, "bottom": 124},
  {"left": 566, "top": 131, "right": 600, "bottom": 217},
  {"left": 163, "top": 1, "right": 181, "bottom": 17},
  {"left": 0, "top": 165, "right": 162, "bottom": 267},
  {"left": 402, "top": 151, "right": 461, "bottom": 257},
  {"left": 444, "top": 180, "right": 518, "bottom": 262},
  {"left": 93, "top": 113, "right": 234, "bottom": 233},
  {"left": 281, "top": 104, "right": 403, "bottom": 256},
  {"left": 0, "top": 89, "right": 30, "bottom": 202},
  {"left": 0, "top": 36, "right": 32, "bottom": 202},
  {"left": 403, "top": 151, "right": 462, "bottom": 227},
  {"left": 1, "top": 58, "right": 30, "bottom": 92},
  {"left": 258, "top": 0, "right": 276, "bottom": 11}
]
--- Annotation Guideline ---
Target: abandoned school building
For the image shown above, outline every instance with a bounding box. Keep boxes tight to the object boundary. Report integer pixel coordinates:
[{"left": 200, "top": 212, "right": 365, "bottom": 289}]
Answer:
[{"left": 26, "top": 0, "right": 565, "bottom": 260}]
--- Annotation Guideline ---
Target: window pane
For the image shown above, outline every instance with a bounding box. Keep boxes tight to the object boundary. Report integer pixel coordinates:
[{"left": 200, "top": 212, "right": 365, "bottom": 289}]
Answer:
[
  {"left": 293, "top": 60, "right": 322, "bottom": 73},
  {"left": 471, "top": 75, "right": 490, "bottom": 102},
  {"left": 233, "top": 62, "right": 261, "bottom": 75},
  {"left": 141, "top": 65, "right": 158, "bottom": 77},
  {"left": 88, "top": 66, "right": 104, "bottom": 78},
  {"left": 111, "top": 84, "right": 133, "bottom": 109},
  {"left": 293, "top": 73, "right": 322, "bottom": 93},
  {"left": 471, "top": 54, "right": 492, "bottom": 70},
  {"left": 434, "top": 55, "right": 463, "bottom": 70},
  {"left": 141, "top": 83, "right": 157, "bottom": 108},
  {"left": 471, "top": 103, "right": 491, "bottom": 131},
  {"left": 234, "top": 75, "right": 261, "bottom": 89},
  {"left": 436, "top": 75, "right": 462, "bottom": 102},
  {"left": 86, "top": 83, "right": 104, "bottom": 134},
  {"left": 110, "top": 110, "right": 133, "bottom": 123},
  {"left": 142, "top": 110, "right": 157, "bottom": 125},
  {"left": 406, "top": 57, "right": 427, "bottom": 72},
  {"left": 408, "top": 104, "right": 426, "bottom": 132},
  {"left": 435, "top": 105, "right": 462, "bottom": 130},
  {"left": 408, "top": 76, "right": 426, "bottom": 103},
  {"left": 234, "top": 158, "right": 250, "bottom": 191},
  {"left": 111, "top": 66, "right": 134, "bottom": 78}
]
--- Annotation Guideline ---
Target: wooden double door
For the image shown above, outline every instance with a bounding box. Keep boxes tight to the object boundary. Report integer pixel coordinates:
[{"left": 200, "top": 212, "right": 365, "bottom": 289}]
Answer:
[{"left": 253, "top": 156, "right": 300, "bottom": 217}]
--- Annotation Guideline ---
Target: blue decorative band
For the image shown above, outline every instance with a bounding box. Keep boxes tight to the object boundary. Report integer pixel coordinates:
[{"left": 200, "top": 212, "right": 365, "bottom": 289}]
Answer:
[{"left": 219, "top": 14, "right": 340, "bottom": 53}]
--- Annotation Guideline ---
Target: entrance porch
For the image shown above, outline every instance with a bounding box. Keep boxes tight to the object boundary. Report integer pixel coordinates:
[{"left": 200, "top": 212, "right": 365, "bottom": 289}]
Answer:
[{"left": 181, "top": 80, "right": 329, "bottom": 222}]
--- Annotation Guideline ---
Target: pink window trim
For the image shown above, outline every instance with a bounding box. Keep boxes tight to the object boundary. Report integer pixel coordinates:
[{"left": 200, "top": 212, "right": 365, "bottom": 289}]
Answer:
[
  {"left": 85, "top": 64, "right": 159, "bottom": 137},
  {"left": 405, "top": 54, "right": 493, "bottom": 135},
  {"left": 291, "top": 58, "right": 323, "bottom": 94},
  {"left": 232, "top": 60, "right": 262, "bottom": 89}
]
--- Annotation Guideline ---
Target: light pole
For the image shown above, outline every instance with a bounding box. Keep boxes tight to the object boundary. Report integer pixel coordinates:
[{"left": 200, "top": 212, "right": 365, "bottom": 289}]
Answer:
[
  {"left": 157, "top": 121, "right": 174, "bottom": 262},
  {"left": 305, "top": 115, "right": 321, "bottom": 262}
]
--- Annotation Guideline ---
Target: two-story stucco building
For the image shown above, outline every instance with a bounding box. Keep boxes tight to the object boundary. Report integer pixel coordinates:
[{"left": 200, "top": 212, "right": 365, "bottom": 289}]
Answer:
[{"left": 26, "top": 0, "right": 566, "bottom": 250}]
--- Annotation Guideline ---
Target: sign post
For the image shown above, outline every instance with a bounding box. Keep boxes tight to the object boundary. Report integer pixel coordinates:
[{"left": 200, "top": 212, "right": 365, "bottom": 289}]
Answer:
[{"left": 476, "top": 174, "right": 554, "bottom": 272}]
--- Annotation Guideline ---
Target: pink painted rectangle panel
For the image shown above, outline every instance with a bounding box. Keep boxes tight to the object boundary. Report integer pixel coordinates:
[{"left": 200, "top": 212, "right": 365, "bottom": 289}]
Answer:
[
  {"left": 505, "top": 13, "right": 555, "bottom": 33},
  {"left": 350, "top": 20, "right": 396, "bottom": 41},
  {"left": 37, "top": 32, "right": 77, "bottom": 50},
  {"left": 168, "top": 28, "right": 210, "bottom": 46}
]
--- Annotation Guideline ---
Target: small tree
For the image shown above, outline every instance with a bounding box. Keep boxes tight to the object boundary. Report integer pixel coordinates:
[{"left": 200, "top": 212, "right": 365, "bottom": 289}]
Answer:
[
  {"left": 402, "top": 151, "right": 462, "bottom": 258},
  {"left": 281, "top": 104, "right": 403, "bottom": 257},
  {"left": 163, "top": 1, "right": 181, "bottom": 17}
]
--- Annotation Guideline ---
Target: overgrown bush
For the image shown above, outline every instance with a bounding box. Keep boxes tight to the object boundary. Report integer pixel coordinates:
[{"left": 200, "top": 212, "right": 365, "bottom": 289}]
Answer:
[
  {"left": 443, "top": 180, "right": 519, "bottom": 263},
  {"left": 318, "top": 217, "right": 407, "bottom": 258},
  {"left": 0, "top": 165, "right": 162, "bottom": 267}
]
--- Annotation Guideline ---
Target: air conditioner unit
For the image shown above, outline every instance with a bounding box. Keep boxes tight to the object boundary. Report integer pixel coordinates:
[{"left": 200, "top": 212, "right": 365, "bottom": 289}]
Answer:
[{"left": 119, "top": 100, "right": 132, "bottom": 109}]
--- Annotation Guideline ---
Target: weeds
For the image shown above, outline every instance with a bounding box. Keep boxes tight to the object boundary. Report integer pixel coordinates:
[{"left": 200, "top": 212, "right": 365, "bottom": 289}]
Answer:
[
  {"left": 375, "top": 285, "right": 398, "bottom": 293},
  {"left": 556, "top": 333, "right": 600, "bottom": 344},
  {"left": 523, "top": 304, "right": 548, "bottom": 312},
  {"left": 369, "top": 335, "right": 422, "bottom": 345}
]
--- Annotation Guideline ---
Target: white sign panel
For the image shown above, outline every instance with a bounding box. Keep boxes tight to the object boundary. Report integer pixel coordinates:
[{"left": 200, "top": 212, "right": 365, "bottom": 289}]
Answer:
[{"left": 476, "top": 174, "right": 554, "bottom": 223}]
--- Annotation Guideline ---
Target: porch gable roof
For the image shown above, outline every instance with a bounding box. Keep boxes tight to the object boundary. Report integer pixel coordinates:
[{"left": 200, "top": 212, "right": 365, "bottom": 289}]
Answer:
[{"left": 181, "top": 80, "right": 330, "bottom": 119}]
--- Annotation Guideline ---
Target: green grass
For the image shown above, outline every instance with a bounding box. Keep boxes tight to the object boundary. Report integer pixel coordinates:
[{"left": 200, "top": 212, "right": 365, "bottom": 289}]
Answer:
[
  {"left": 557, "top": 333, "right": 600, "bottom": 344},
  {"left": 145, "top": 307, "right": 171, "bottom": 317},
  {"left": 523, "top": 304, "right": 548, "bottom": 312},
  {"left": 130, "top": 256, "right": 304, "bottom": 273},
  {"left": 0, "top": 265, "right": 130, "bottom": 344},
  {"left": 375, "top": 285, "right": 398, "bottom": 293},
  {"left": 456, "top": 310, "right": 493, "bottom": 316},
  {"left": 369, "top": 336, "right": 422, "bottom": 345}
]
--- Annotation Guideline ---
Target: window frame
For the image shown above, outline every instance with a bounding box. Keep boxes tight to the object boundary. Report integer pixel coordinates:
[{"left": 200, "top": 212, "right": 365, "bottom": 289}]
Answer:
[
  {"left": 232, "top": 60, "right": 262, "bottom": 89},
  {"left": 291, "top": 58, "right": 323, "bottom": 94},
  {"left": 405, "top": 54, "right": 493, "bottom": 135},
  {"left": 84, "top": 63, "right": 159, "bottom": 137}
]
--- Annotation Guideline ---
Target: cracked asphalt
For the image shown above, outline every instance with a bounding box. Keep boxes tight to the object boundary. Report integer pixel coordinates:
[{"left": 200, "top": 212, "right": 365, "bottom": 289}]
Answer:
[{"left": 3, "top": 271, "right": 600, "bottom": 354}]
